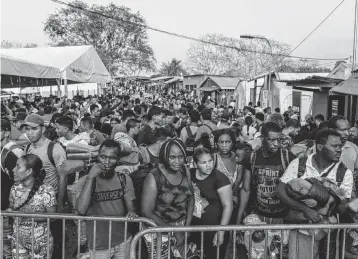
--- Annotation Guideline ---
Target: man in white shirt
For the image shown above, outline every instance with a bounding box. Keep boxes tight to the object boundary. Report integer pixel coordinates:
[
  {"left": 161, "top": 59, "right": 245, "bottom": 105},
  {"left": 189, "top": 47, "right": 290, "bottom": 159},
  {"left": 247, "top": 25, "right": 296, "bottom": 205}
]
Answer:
[
  {"left": 55, "top": 116, "right": 90, "bottom": 147},
  {"left": 278, "top": 129, "right": 353, "bottom": 259}
]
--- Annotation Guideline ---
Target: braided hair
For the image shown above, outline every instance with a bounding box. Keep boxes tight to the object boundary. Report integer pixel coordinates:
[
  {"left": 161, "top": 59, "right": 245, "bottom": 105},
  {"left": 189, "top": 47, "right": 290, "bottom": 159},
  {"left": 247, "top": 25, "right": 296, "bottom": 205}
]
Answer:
[
  {"left": 159, "top": 138, "right": 187, "bottom": 169},
  {"left": 14, "top": 154, "right": 46, "bottom": 211}
]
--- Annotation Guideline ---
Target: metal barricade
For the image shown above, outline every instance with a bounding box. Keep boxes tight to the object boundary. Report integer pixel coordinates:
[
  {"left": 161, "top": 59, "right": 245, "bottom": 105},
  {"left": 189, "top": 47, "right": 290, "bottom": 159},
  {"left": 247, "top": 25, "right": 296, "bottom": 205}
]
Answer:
[
  {"left": 0, "top": 211, "right": 156, "bottom": 259},
  {"left": 130, "top": 223, "right": 358, "bottom": 259}
]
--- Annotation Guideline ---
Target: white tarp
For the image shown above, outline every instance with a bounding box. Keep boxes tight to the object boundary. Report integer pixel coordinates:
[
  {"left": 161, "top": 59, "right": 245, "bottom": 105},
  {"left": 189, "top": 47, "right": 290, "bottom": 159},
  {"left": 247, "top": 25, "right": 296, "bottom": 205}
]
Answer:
[
  {"left": 1, "top": 45, "right": 110, "bottom": 83},
  {"left": 1, "top": 54, "right": 61, "bottom": 78}
]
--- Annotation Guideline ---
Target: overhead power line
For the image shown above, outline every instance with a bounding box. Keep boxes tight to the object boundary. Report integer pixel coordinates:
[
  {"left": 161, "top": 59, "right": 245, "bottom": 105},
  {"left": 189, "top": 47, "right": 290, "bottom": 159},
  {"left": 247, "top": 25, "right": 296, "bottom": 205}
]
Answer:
[
  {"left": 51, "top": 0, "right": 348, "bottom": 61},
  {"left": 266, "top": 0, "right": 346, "bottom": 70}
]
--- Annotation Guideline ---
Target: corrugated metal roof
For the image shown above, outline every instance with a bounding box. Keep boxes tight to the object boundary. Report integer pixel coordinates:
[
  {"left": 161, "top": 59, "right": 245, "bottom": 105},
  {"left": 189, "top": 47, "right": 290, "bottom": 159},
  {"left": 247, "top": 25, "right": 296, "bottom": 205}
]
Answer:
[
  {"left": 276, "top": 73, "right": 329, "bottom": 81},
  {"left": 150, "top": 76, "right": 174, "bottom": 81},
  {"left": 249, "top": 72, "right": 328, "bottom": 82},
  {"left": 330, "top": 74, "right": 358, "bottom": 95},
  {"left": 209, "top": 76, "right": 241, "bottom": 88},
  {"left": 164, "top": 76, "right": 183, "bottom": 84}
]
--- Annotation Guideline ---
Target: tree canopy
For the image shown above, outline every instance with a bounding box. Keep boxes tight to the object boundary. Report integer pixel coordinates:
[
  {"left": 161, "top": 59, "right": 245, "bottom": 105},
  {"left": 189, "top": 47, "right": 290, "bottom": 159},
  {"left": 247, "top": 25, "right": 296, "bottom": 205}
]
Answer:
[
  {"left": 185, "top": 34, "right": 330, "bottom": 77},
  {"left": 44, "top": 0, "right": 156, "bottom": 76},
  {"left": 1, "top": 40, "right": 38, "bottom": 49},
  {"left": 159, "top": 58, "right": 187, "bottom": 76}
]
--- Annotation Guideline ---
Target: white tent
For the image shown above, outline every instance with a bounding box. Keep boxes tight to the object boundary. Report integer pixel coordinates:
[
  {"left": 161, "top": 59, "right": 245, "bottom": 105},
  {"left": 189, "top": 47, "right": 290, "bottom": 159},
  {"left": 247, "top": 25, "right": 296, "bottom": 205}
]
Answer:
[
  {"left": 1, "top": 45, "right": 110, "bottom": 84},
  {"left": 1, "top": 54, "right": 61, "bottom": 79}
]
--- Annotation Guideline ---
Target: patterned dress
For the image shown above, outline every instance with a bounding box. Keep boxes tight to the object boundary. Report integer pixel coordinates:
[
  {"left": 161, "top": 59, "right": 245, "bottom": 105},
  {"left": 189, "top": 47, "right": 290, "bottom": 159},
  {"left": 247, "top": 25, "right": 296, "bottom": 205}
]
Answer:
[{"left": 10, "top": 183, "right": 56, "bottom": 259}]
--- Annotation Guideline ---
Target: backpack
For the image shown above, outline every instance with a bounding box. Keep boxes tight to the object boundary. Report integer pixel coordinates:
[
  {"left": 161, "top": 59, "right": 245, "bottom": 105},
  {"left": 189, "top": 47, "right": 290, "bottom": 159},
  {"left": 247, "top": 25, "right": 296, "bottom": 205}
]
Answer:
[
  {"left": 198, "top": 124, "right": 215, "bottom": 148},
  {"left": 297, "top": 156, "right": 347, "bottom": 187},
  {"left": 138, "top": 145, "right": 151, "bottom": 164},
  {"left": 185, "top": 127, "right": 196, "bottom": 156},
  {"left": 129, "top": 163, "right": 157, "bottom": 214},
  {"left": 250, "top": 148, "right": 290, "bottom": 174},
  {"left": 25, "top": 141, "right": 57, "bottom": 167}
]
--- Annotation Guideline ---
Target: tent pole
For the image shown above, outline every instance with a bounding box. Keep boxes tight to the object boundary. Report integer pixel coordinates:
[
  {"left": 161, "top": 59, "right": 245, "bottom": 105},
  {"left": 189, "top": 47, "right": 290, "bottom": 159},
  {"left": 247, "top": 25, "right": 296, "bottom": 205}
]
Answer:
[{"left": 64, "top": 79, "right": 68, "bottom": 97}]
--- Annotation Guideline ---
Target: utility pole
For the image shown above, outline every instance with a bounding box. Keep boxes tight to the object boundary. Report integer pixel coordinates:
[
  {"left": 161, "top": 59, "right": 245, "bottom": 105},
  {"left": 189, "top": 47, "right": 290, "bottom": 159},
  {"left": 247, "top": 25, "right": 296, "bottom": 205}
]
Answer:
[{"left": 240, "top": 35, "right": 273, "bottom": 108}]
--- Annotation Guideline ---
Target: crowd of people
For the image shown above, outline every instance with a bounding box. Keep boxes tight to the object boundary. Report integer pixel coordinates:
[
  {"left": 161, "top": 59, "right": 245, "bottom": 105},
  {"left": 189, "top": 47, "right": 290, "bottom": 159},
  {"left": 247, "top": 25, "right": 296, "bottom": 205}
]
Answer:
[{"left": 2, "top": 92, "right": 358, "bottom": 259}]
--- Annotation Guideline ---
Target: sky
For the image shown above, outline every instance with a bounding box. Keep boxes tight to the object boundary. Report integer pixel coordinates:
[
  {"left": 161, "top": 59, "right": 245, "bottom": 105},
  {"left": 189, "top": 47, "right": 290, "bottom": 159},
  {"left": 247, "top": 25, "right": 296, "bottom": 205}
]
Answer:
[{"left": 1, "top": 0, "right": 356, "bottom": 70}]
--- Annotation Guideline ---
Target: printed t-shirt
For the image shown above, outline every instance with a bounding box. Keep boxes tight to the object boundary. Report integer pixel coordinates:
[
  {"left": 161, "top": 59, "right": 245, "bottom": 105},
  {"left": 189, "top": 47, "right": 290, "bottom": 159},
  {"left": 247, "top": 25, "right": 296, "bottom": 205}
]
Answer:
[
  {"left": 26, "top": 138, "right": 67, "bottom": 193},
  {"left": 190, "top": 168, "right": 231, "bottom": 225},
  {"left": 77, "top": 173, "right": 135, "bottom": 250},
  {"left": 243, "top": 148, "right": 296, "bottom": 218}
]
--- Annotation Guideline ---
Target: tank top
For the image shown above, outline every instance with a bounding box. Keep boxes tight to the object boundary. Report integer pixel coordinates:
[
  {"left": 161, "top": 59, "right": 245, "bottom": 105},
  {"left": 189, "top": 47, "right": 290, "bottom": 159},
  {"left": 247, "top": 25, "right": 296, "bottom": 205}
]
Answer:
[
  {"left": 216, "top": 153, "right": 238, "bottom": 185},
  {"left": 151, "top": 168, "right": 192, "bottom": 223}
]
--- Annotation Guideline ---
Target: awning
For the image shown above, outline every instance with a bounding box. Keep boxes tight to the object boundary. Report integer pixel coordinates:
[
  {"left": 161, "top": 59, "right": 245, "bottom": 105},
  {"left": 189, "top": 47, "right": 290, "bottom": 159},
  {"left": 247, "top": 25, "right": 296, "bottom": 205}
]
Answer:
[
  {"left": 1, "top": 54, "right": 61, "bottom": 79},
  {"left": 330, "top": 74, "right": 358, "bottom": 95},
  {"left": 199, "top": 86, "right": 220, "bottom": 92},
  {"left": 1, "top": 45, "right": 110, "bottom": 84}
]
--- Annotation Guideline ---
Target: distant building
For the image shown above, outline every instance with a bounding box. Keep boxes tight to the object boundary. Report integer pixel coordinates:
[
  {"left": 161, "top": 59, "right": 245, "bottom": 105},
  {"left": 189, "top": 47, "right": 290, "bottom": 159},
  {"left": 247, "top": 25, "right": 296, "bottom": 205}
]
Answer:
[
  {"left": 183, "top": 74, "right": 241, "bottom": 106},
  {"left": 328, "top": 62, "right": 358, "bottom": 80}
]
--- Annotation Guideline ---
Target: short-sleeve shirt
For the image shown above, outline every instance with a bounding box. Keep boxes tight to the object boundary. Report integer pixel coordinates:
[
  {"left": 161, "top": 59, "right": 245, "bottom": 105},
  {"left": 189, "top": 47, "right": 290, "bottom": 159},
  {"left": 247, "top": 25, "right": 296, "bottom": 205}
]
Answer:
[
  {"left": 243, "top": 148, "right": 296, "bottom": 218},
  {"left": 77, "top": 173, "right": 135, "bottom": 250},
  {"left": 26, "top": 138, "right": 67, "bottom": 193},
  {"left": 280, "top": 154, "right": 353, "bottom": 199},
  {"left": 191, "top": 168, "right": 230, "bottom": 225},
  {"left": 10, "top": 183, "right": 57, "bottom": 212}
]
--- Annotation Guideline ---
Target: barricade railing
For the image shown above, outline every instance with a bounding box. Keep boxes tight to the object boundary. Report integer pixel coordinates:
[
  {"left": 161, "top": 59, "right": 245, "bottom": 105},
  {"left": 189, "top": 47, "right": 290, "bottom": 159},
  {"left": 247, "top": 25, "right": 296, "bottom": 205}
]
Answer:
[
  {"left": 1, "top": 211, "right": 156, "bottom": 259},
  {"left": 130, "top": 223, "right": 358, "bottom": 259}
]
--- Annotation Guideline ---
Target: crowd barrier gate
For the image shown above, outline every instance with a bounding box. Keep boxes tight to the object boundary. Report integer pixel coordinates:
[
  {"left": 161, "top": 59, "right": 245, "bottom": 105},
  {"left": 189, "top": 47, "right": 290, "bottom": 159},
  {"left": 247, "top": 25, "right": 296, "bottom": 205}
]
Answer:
[
  {"left": 0, "top": 211, "right": 156, "bottom": 259},
  {"left": 130, "top": 223, "right": 358, "bottom": 259}
]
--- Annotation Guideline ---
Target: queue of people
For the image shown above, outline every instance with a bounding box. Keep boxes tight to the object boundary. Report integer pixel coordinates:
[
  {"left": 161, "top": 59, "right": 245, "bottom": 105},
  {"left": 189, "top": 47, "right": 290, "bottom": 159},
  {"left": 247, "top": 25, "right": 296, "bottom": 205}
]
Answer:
[{"left": 2, "top": 93, "right": 358, "bottom": 259}]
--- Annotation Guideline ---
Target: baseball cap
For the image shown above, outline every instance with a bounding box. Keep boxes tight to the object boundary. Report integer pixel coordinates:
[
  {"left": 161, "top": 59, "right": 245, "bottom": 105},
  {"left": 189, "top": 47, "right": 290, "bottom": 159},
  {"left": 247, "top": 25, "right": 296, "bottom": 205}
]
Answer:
[
  {"left": 1, "top": 119, "right": 11, "bottom": 132},
  {"left": 22, "top": 114, "right": 45, "bottom": 127}
]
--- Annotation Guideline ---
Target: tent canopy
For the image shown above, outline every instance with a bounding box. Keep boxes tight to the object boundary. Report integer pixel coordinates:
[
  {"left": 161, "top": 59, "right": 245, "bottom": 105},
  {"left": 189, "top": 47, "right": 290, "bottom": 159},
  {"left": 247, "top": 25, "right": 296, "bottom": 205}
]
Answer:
[
  {"left": 1, "top": 54, "right": 61, "bottom": 79},
  {"left": 330, "top": 74, "right": 358, "bottom": 95},
  {"left": 1, "top": 45, "right": 110, "bottom": 84}
]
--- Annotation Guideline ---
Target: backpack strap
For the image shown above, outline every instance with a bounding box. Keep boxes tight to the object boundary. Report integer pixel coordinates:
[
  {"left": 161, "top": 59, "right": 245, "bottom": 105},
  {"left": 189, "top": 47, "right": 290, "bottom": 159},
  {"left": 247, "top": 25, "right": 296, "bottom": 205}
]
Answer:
[
  {"left": 48, "top": 141, "right": 56, "bottom": 167},
  {"left": 139, "top": 146, "right": 151, "bottom": 164},
  {"left": 298, "top": 156, "right": 308, "bottom": 178},
  {"left": 280, "top": 149, "right": 290, "bottom": 171},
  {"left": 250, "top": 151, "right": 257, "bottom": 173},
  {"left": 25, "top": 143, "right": 31, "bottom": 154},
  {"left": 335, "top": 162, "right": 347, "bottom": 187},
  {"left": 201, "top": 124, "right": 213, "bottom": 133},
  {"left": 117, "top": 172, "right": 127, "bottom": 192},
  {"left": 186, "top": 126, "right": 194, "bottom": 138}
]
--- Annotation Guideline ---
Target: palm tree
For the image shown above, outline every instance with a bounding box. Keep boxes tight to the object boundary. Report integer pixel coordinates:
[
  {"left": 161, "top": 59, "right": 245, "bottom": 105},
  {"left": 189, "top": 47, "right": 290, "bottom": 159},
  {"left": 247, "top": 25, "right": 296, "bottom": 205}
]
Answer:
[{"left": 159, "top": 58, "right": 187, "bottom": 76}]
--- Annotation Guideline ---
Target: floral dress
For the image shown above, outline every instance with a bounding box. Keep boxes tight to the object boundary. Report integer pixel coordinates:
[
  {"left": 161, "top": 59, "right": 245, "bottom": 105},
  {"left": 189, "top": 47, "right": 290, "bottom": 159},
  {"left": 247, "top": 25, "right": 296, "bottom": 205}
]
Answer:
[{"left": 10, "top": 183, "right": 56, "bottom": 259}]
